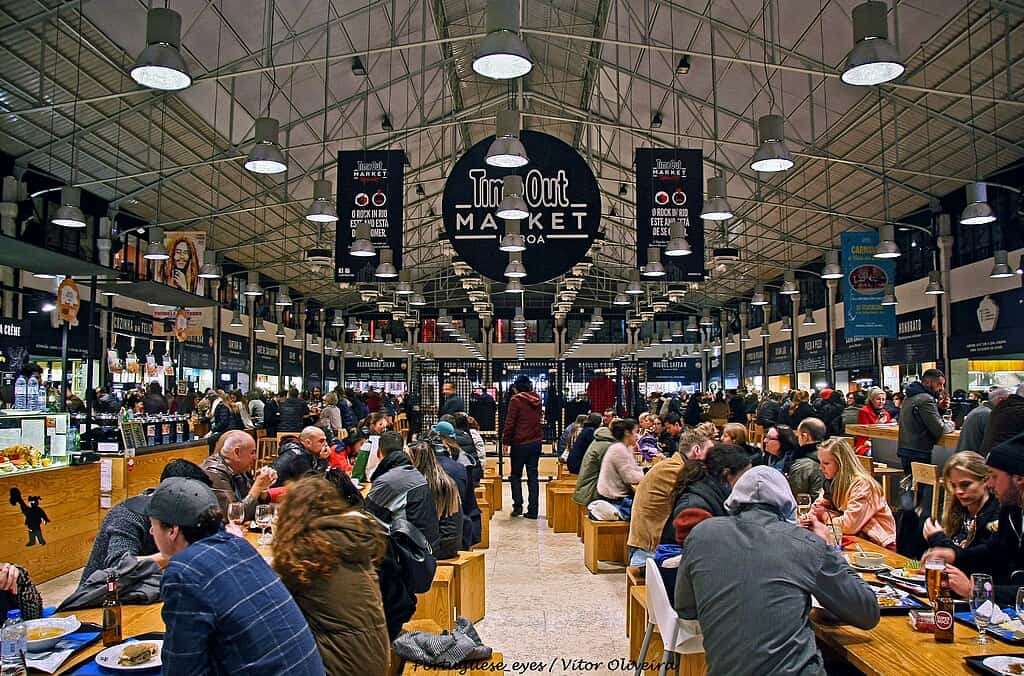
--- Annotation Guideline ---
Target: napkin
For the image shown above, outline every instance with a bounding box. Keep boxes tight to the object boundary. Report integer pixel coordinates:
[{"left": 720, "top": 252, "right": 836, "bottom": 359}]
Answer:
[{"left": 976, "top": 600, "right": 1010, "bottom": 624}]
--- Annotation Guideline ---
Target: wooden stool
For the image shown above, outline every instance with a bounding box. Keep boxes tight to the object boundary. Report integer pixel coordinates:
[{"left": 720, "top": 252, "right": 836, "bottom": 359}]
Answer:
[
  {"left": 625, "top": 565, "right": 644, "bottom": 639},
  {"left": 582, "top": 517, "right": 629, "bottom": 574},
  {"left": 410, "top": 566, "right": 455, "bottom": 631},
  {"left": 576, "top": 502, "right": 586, "bottom": 540},
  {"left": 473, "top": 497, "right": 490, "bottom": 550},
  {"left": 480, "top": 477, "right": 500, "bottom": 514},
  {"left": 474, "top": 487, "right": 490, "bottom": 520},
  {"left": 436, "top": 550, "right": 486, "bottom": 622},
  {"left": 912, "top": 462, "right": 941, "bottom": 518},
  {"left": 550, "top": 486, "right": 578, "bottom": 533}
]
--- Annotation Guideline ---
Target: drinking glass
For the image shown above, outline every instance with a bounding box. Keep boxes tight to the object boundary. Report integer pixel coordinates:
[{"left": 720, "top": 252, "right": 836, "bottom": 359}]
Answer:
[
  {"left": 1016, "top": 587, "right": 1024, "bottom": 621},
  {"left": 970, "top": 573, "right": 994, "bottom": 644},
  {"left": 925, "top": 559, "right": 946, "bottom": 608},
  {"left": 226, "top": 502, "right": 245, "bottom": 527},
  {"left": 255, "top": 504, "right": 273, "bottom": 546},
  {"left": 797, "top": 494, "right": 812, "bottom": 520}
]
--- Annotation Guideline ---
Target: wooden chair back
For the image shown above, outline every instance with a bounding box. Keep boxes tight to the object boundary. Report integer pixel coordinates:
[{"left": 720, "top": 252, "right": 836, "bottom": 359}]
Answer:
[
  {"left": 911, "top": 461, "right": 942, "bottom": 519},
  {"left": 857, "top": 455, "right": 874, "bottom": 475},
  {"left": 257, "top": 437, "right": 279, "bottom": 468},
  {"left": 395, "top": 413, "right": 410, "bottom": 441}
]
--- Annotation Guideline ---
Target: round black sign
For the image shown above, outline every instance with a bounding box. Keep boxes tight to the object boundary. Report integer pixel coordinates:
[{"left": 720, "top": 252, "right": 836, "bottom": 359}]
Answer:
[{"left": 442, "top": 130, "right": 602, "bottom": 284}]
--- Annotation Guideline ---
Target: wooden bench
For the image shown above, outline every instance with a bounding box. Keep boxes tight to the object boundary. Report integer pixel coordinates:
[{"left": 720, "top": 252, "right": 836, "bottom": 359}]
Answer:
[
  {"left": 436, "top": 550, "right": 486, "bottom": 622},
  {"left": 625, "top": 565, "right": 644, "bottom": 638},
  {"left": 544, "top": 478, "right": 575, "bottom": 526},
  {"left": 480, "top": 477, "right": 501, "bottom": 512},
  {"left": 577, "top": 502, "right": 586, "bottom": 539},
  {"left": 629, "top": 586, "right": 706, "bottom": 676},
  {"left": 472, "top": 497, "right": 490, "bottom": 550},
  {"left": 550, "top": 485, "right": 579, "bottom": 533},
  {"left": 582, "top": 517, "right": 629, "bottom": 574},
  {"left": 474, "top": 487, "right": 491, "bottom": 520},
  {"left": 390, "top": 622, "right": 505, "bottom": 676},
  {"left": 410, "top": 566, "right": 455, "bottom": 631}
]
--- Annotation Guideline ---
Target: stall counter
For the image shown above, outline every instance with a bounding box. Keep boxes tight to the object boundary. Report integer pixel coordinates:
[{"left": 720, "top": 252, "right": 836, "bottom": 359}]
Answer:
[
  {"left": 845, "top": 423, "right": 960, "bottom": 471},
  {"left": 0, "top": 440, "right": 210, "bottom": 582}
]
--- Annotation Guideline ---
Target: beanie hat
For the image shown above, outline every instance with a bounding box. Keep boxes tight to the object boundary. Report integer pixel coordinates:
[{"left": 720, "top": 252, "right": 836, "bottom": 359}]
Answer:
[
  {"left": 986, "top": 430, "right": 1024, "bottom": 477},
  {"left": 513, "top": 375, "right": 533, "bottom": 391},
  {"left": 820, "top": 388, "right": 834, "bottom": 401},
  {"left": 674, "top": 508, "right": 713, "bottom": 545}
]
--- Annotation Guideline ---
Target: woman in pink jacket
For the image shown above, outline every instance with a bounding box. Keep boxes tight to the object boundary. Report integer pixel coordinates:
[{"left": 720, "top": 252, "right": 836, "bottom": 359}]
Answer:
[{"left": 812, "top": 437, "right": 896, "bottom": 549}]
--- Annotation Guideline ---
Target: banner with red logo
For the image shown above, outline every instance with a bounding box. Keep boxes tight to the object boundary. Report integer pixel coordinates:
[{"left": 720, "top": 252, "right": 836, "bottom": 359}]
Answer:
[
  {"left": 334, "top": 150, "right": 404, "bottom": 282},
  {"left": 635, "top": 148, "right": 704, "bottom": 281}
]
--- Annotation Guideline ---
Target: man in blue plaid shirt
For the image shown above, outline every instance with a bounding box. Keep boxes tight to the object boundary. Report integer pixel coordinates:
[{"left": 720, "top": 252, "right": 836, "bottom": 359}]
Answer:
[{"left": 148, "top": 477, "right": 324, "bottom": 675}]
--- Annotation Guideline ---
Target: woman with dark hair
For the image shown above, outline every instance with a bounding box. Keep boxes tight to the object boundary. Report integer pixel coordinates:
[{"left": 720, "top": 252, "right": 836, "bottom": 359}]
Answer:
[
  {"left": 671, "top": 444, "right": 753, "bottom": 545},
  {"left": 779, "top": 390, "right": 814, "bottom": 428},
  {"left": 407, "top": 441, "right": 463, "bottom": 559},
  {"left": 361, "top": 412, "right": 389, "bottom": 436},
  {"left": 761, "top": 425, "right": 800, "bottom": 471},
  {"left": 272, "top": 477, "right": 389, "bottom": 675},
  {"left": 566, "top": 412, "right": 603, "bottom": 475},
  {"left": 684, "top": 392, "right": 703, "bottom": 427}
]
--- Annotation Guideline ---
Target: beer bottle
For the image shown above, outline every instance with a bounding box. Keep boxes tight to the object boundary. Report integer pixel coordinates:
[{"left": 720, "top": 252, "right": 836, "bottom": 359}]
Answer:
[
  {"left": 934, "top": 570, "right": 955, "bottom": 643},
  {"left": 101, "top": 573, "right": 123, "bottom": 646}
]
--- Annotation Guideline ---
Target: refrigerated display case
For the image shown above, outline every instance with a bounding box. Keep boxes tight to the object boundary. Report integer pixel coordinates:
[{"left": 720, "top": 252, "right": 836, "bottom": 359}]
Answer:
[{"left": 0, "top": 411, "right": 73, "bottom": 475}]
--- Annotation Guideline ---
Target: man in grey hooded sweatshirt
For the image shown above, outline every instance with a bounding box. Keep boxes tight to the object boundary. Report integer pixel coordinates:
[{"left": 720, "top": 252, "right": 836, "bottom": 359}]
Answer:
[{"left": 674, "top": 466, "right": 879, "bottom": 676}]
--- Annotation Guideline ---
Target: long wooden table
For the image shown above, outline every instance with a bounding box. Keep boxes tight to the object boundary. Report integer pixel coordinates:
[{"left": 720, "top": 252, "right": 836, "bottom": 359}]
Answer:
[
  {"left": 813, "top": 538, "right": 1011, "bottom": 675},
  {"left": 846, "top": 423, "right": 960, "bottom": 449}
]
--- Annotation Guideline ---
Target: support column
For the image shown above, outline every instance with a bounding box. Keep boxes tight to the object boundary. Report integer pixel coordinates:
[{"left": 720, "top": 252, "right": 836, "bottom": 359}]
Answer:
[
  {"left": 0, "top": 177, "right": 23, "bottom": 318},
  {"left": 790, "top": 297, "right": 799, "bottom": 388},
  {"left": 738, "top": 303, "right": 748, "bottom": 386},
  {"left": 936, "top": 216, "right": 954, "bottom": 385},
  {"left": 825, "top": 279, "right": 838, "bottom": 388}
]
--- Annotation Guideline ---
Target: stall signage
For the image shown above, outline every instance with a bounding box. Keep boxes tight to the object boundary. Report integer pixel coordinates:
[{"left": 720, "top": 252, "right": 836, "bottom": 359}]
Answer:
[
  {"left": 254, "top": 341, "right": 279, "bottom": 374},
  {"left": 768, "top": 340, "right": 793, "bottom": 376},
  {"left": 305, "top": 350, "right": 322, "bottom": 386},
  {"left": 325, "top": 355, "right": 339, "bottom": 380},
  {"left": 883, "top": 308, "right": 937, "bottom": 365},
  {"left": 842, "top": 231, "right": 896, "bottom": 338},
  {"left": 283, "top": 346, "right": 302, "bottom": 377},
  {"left": 31, "top": 302, "right": 91, "bottom": 358},
  {"left": 152, "top": 309, "right": 203, "bottom": 339},
  {"left": 334, "top": 150, "right": 404, "bottom": 281},
  {"left": 643, "top": 358, "right": 702, "bottom": 383},
  {"left": 834, "top": 327, "right": 875, "bottom": 370},
  {"left": 0, "top": 319, "right": 28, "bottom": 343},
  {"left": 635, "top": 148, "right": 705, "bottom": 281},
  {"left": 344, "top": 358, "right": 407, "bottom": 381},
  {"left": 442, "top": 130, "right": 601, "bottom": 285},
  {"left": 180, "top": 327, "right": 214, "bottom": 370},
  {"left": 56, "top": 278, "right": 80, "bottom": 324},
  {"left": 725, "top": 351, "right": 740, "bottom": 381},
  {"left": 948, "top": 286, "right": 1024, "bottom": 359},
  {"left": 112, "top": 312, "right": 153, "bottom": 339},
  {"left": 219, "top": 333, "right": 250, "bottom": 373},
  {"left": 796, "top": 334, "right": 827, "bottom": 373}
]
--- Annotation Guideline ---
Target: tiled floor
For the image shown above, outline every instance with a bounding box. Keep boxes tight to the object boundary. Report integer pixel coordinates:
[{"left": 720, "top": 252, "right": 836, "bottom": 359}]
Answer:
[{"left": 38, "top": 481, "right": 632, "bottom": 676}]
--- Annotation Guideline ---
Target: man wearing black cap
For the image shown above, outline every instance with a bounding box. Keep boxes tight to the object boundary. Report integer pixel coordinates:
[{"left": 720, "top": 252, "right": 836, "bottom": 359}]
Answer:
[
  {"left": 925, "top": 430, "right": 1024, "bottom": 604},
  {"left": 152, "top": 478, "right": 323, "bottom": 675},
  {"left": 503, "top": 375, "right": 544, "bottom": 518}
]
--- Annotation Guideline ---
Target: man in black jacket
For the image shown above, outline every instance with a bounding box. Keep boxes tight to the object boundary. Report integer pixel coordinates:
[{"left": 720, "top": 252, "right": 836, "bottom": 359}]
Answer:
[
  {"left": 439, "top": 382, "right": 465, "bottom": 416},
  {"left": 263, "top": 391, "right": 282, "bottom": 437},
  {"left": 271, "top": 426, "right": 328, "bottom": 487},
  {"left": 728, "top": 390, "right": 747, "bottom": 424},
  {"left": 277, "top": 388, "right": 309, "bottom": 433},
  {"left": 755, "top": 394, "right": 781, "bottom": 429},
  {"left": 926, "top": 431, "right": 1024, "bottom": 605},
  {"left": 365, "top": 432, "right": 440, "bottom": 551}
]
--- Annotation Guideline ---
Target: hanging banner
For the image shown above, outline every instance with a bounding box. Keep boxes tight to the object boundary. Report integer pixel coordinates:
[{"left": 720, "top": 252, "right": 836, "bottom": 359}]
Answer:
[
  {"left": 334, "top": 150, "right": 404, "bottom": 282},
  {"left": 219, "top": 333, "right": 250, "bottom": 373},
  {"left": 325, "top": 355, "right": 340, "bottom": 383},
  {"left": 113, "top": 312, "right": 154, "bottom": 340},
  {"left": 151, "top": 309, "right": 203, "bottom": 339},
  {"left": 344, "top": 358, "right": 408, "bottom": 382},
  {"left": 442, "top": 130, "right": 602, "bottom": 284},
  {"left": 56, "top": 278, "right": 80, "bottom": 324},
  {"left": 642, "top": 358, "right": 702, "bottom": 384},
  {"left": 283, "top": 346, "right": 303, "bottom": 377},
  {"left": 949, "top": 286, "right": 1024, "bottom": 358},
  {"left": 796, "top": 334, "right": 827, "bottom": 373},
  {"left": 254, "top": 341, "right": 280, "bottom": 375},
  {"left": 305, "top": 350, "right": 322, "bottom": 387},
  {"left": 154, "top": 231, "right": 207, "bottom": 295},
  {"left": 634, "top": 148, "right": 705, "bottom": 281},
  {"left": 883, "top": 308, "right": 937, "bottom": 365},
  {"left": 842, "top": 231, "right": 896, "bottom": 338}
]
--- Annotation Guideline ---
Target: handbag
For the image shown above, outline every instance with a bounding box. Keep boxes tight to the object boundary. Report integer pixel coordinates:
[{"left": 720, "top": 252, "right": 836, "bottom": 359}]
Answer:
[{"left": 388, "top": 517, "right": 437, "bottom": 594}]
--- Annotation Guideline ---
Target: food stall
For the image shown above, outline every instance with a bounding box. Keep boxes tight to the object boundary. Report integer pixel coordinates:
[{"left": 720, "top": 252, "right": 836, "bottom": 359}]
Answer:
[
  {"left": 178, "top": 327, "right": 215, "bottom": 393},
  {"left": 834, "top": 327, "right": 878, "bottom": 392},
  {"left": 282, "top": 345, "right": 303, "bottom": 391},
  {"left": 640, "top": 357, "right": 702, "bottom": 396},
  {"left": 218, "top": 332, "right": 250, "bottom": 392},
  {"left": 948, "top": 286, "right": 1024, "bottom": 392},
  {"left": 766, "top": 340, "right": 792, "bottom": 392},
  {"left": 743, "top": 345, "right": 764, "bottom": 391},
  {"left": 796, "top": 333, "right": 828, "bottom": 392},
  {"left": 30, "top": 304, "right": 96, "bottom": 399},
  {"left": 253, "top": 340, "right": 280, "bottom": 393},
  {"left": 344, "top": 357, "right": 409, "bottom": 394},
  {"left": 881, "top": 308, "right": 938, "bottom": 391}
]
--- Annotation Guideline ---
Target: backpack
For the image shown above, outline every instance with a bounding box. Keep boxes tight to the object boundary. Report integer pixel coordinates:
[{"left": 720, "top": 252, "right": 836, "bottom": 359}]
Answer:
[{"left": 388, "top": 517, "right": 437, "bottom": 594}]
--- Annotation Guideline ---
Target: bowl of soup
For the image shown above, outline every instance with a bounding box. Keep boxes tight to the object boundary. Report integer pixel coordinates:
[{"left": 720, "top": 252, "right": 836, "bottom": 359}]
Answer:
[{"left": 25, "top": 616, "right": 80, "bottom": 651}]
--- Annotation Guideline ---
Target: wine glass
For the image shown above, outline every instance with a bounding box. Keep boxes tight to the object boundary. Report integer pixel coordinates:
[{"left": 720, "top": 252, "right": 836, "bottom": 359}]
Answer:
[
  {"left": 255, "top": 504, "right": 273, "bottom": 546},
  {"left": 970, "top": 573, "right": 994, "bottom": 644},
  {"left": 226, "top": 502, "right": 245, "bottom": 528},
  {"left": 1016, "top": 587, "right": 1024, "bottom": 622},
  {"left": 796, "top": 494, "right": 812, "bottom": 520}
]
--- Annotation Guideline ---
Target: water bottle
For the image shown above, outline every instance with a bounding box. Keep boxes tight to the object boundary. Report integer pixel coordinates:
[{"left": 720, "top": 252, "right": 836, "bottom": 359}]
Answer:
[
  {"left": 1, "top": 609, "right": 27, "bottom": 676},
  {"left": 26, "top": 375, "right": 39, "bottom": 411},
  {"left": 13, "top": 376, "right": 26, "bottom": 410}
]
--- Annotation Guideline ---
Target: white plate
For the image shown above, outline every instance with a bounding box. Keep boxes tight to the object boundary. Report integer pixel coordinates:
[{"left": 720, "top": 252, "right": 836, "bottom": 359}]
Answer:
[
  {"left": 982, "top": 655, "right": 1024, "bottom": 675},
  {"left": 849, "top": 561, "right": 888, "bottom": 572},
  {"left": 24, "top": 616, "right": 80, "bottom": 652},
  {"left": 94, "top": 640, "right": 163, "bottom": 671},
  {"left": 889, "top": 568, "right": 926, "bottom": 582}
]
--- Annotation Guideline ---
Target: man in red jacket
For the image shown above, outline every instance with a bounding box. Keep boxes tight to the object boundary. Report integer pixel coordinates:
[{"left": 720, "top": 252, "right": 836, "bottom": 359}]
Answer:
[{"left": 503, "top": 375, "right": 544, "bottom": 518}]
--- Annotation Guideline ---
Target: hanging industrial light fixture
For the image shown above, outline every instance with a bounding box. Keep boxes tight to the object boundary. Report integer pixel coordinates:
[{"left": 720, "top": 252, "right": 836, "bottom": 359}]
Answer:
[
  {"left": 198, "top": 251, "right": 222, "bottom": 279},
  {"left": 726, "top": 333, "right": 736, "bottom": 346},
  {"left": 701, "top": 342, "right": 711, "bottom": 352},
  {"left": 700, "top": 176, "right": 733, "bottom": 220},
  {"left": 130, "top": 8, "right": 192, "bottom": 90},
  {"left": 497, "top": 175, "right": 529, "bottom": 219},
  {"left": 685, "top": 316, "right": 699, "bottom": 332},
  {"left": 229, "top": 309, "right": 243, "bottom": 327},
  {"left": 880, "top": 284, "right": 898, "bottom": 306},
  {"left": 961, "top": 182, "right": 997, "bottom": 225},
  {"left": 374, "top": 249, "right": 399, "bottom": 278},
  {"left": 613, "top": 284, "right": 630, "bottom": 306},
  {"left": 243, "top": 271, "right": 263, "bottom": 297},
  {"left": 750, "top": 114, "right": 794, "bottom": 172},
  {"left": 642, "top": 247, "right": 666, "bottom": 278},
  {"left": 294, "top": 325, "right": 305, "bottom": 343},
  {"left": 409, "top": 287, "right": 427, "bottom": 306},
  {"left": 650, "top": 112, "right": 663, "bottom": 129},
  {"left": 472, "top": 0, "right": 533, "bottom": 79},
  {"left": 346, "top": 317, "right": 359, "bottom": 333},
  {"left": 244, "top": 118, "right": 287, "bottom": 174},
  {"left": 253, "top": 321, "right": 266, "bottom": 334},
  {"left": 841, "top": 1, "right": 904, "bottom": 86},
  {"left": 625, "top": 270, "right": 645, "bottom": 295},
  {"left": 503, "top": 251, "right": 527, "bottom": 278},
  {"left": 660, "top": 331, "right": 673, "bottom": 343},
  {"left": 759, "top": 324, "right": 771, "bottom": 338},
  {"left": 331, "top": 311, "right": 345, "bottom": 327},
  {"left": 780, "top": 271, "right": 799, "bottom": 295},
  {"left": 275, "top": 324, "right": 286, "bottom": 338},
  {"left": 671, "top": 321, "right": 684, "bottom": 337},
  {"left": 802, "top": 308, "right": 817, "bottom": 326},
  {"left": 820, "top": 250, "right": 843, "bottom": 279},
  {"left": 924, "top": 270, "right": 945, "bottom": 295},
  {"left": 306, "top": 179, "right": 338, "bottom": 223},
  {"left": 275, "top": 285, "right": 293, "bottom": 306},
  {"left": 676, "top": 55, "right": 691, "bottom": 75},
  {"left": 990, "top": 250, "right": 1014, "bottom": 279},
  {"left": 144, "top": 227, "right": 170, "bottom": 260},
  {"left": 350, "top": 222, "right": 375, "bottom": 257},
  {"left": 699, "top": 308, "right": 713, "bottom": 326},
  {"left": 396, "top": 269, "right": 414, "bottom": 295},
  {"left": 741, "top": 329, "right": 753, "bottom": 342},
  {"left": 486, "top": 110, "right": 529, "bottom": 167},
  {"left": 874, "top": 224, "right": 901, "bottom": 258},
  {"left": 504, "top": 279, "right": 525, "bottom": 294},
  {"left": 52, "top": 187, "right": 86, "bottom": 228},
  {"left": 499, "top": 219, "right": 527, "bottom": 252},
  {"left": 750, "top": 285, "right": 768, "bottom": 306},
  {"left": 780, "top": 316, "right": 793, "bottom": 333},
  {"left": 664, "top": 222, "right": 692, "bottom": 256}
]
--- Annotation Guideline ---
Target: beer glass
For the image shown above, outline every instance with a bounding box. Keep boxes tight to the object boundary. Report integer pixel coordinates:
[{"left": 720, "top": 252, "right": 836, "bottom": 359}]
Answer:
[
  {"left": 797, "top": 494, "right": 812, "bottom": 520},
  {"left": 970, "top": 574, "right": 994, "bottom": 644},
  {"left": 925, "top": 559, "right": 946, "bottom": 608}
]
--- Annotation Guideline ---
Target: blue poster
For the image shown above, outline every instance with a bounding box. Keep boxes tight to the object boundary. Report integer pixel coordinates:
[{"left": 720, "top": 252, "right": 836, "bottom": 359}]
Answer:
[{"left": 842, "top": 231, "right": 896, "bottom": 338}]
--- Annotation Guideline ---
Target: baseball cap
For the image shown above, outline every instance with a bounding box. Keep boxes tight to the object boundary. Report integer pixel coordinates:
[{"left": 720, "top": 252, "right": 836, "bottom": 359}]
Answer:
[
  {"left": 432, "top": 421, "right": 457, "bottom": 439},
  {"left": 380, "top": 430, "right": 404, "bottom": 452},
  {"left": 147, "top": 477, "right": 220, "bottom": 527}
]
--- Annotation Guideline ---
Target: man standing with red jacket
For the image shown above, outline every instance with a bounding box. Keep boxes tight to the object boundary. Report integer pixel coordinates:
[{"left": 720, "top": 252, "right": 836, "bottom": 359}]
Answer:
[{"left": 503, "top": 375, "right": 544, "bottom": 518}]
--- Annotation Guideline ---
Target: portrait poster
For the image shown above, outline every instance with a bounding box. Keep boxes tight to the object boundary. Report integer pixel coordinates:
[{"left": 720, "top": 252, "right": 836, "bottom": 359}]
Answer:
[{"left": 154, "top": 231, "right": 207, "bottom": 295}]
